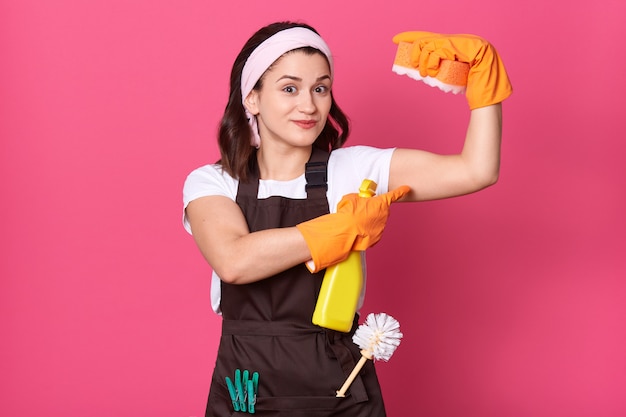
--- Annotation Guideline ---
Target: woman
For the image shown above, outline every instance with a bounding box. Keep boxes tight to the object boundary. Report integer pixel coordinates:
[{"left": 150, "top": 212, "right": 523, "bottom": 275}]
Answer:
[{"left": 183, "top": 21, "right": 511, "bottom": 416}]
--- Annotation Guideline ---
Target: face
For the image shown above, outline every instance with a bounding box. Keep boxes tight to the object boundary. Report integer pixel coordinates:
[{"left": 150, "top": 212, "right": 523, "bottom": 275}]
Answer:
[{"left": 244, "top": 50, "right": 332, "bottom": 149}]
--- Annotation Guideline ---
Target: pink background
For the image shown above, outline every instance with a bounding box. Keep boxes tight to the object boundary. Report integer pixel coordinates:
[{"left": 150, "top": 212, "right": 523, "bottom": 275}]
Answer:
[{"left": 2, "top": 0, "right": 625, "bottom": 416}]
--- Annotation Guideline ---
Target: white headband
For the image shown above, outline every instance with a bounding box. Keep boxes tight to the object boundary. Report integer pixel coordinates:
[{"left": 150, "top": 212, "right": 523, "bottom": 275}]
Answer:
[{"left": 240, "top": 27, "right": 334, "bottom": 148}]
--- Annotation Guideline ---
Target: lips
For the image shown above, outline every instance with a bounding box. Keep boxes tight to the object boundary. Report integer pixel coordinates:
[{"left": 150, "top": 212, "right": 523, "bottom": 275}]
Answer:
[{"left": 293, "top": 120, "right": 318, "bottom": 129}]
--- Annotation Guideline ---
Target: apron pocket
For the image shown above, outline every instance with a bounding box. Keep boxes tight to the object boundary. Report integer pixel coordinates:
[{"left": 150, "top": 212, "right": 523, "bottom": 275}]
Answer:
[{"left": 256, "top": 394, "right": 348, "bottom": 412}]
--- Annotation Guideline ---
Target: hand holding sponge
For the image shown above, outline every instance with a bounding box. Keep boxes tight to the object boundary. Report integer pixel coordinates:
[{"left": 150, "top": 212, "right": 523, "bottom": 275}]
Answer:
[{"left": 392, "top": 31, "right": 512, "bottom": 109}]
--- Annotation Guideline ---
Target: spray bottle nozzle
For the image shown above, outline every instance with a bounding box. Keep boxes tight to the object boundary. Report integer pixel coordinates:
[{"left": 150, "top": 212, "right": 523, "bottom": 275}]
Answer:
[{"left": 358, "top": 179, "right": 377, "bottom": 198}]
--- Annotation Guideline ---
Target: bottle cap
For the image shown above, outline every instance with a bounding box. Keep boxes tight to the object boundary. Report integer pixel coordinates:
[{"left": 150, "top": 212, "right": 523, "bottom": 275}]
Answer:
[{"left": 358, "top": 179, "right": 377, "bottom": 197}]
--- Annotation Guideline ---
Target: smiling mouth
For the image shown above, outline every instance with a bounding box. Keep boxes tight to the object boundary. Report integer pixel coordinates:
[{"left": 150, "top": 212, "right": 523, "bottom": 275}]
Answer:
[{"left": 294, "top": 120, "right": 317, "bottom": 129}]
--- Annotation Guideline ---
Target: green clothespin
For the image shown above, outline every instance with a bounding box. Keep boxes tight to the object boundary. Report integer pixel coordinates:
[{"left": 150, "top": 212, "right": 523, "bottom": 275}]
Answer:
[
  {"left": 235, "top": 369, "right": 246, "bottom": 412},
  {"left": 247, "top": 372, "right": 259, "bottom": 414},
  {"left": 247, "top": 379, "right": 255, "bottom": 414},
  {"left": 225, "top": 376, "right": 239, "bottom": 412},
  {"left": 242, "top": 370, "right": 250, "bottom": 412},
  {"left": 251, "top": 372, "right": 259, "bottom": 395}
]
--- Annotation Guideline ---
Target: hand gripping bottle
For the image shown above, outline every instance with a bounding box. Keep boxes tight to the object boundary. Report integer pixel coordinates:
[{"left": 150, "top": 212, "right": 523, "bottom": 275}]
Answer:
[{"left": 312, "top": 179, "right": 377, "bottom": 332}]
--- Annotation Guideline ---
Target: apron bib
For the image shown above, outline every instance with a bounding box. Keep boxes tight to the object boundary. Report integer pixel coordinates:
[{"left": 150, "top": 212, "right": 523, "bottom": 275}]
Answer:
[{"left": 205, "top": 148, "right": 386, "bottom": 416}]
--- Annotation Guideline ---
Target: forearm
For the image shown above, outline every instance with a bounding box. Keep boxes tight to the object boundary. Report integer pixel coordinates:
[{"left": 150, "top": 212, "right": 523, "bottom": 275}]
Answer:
[
  {"left": 460, "top": 103, "right": 502, "bottom": 188},
  {"left": 186, "top": 196, "right": 313, "bottom": 284},
  {"left": 195, "top": 226, "right": 312, "bottom": 285}
]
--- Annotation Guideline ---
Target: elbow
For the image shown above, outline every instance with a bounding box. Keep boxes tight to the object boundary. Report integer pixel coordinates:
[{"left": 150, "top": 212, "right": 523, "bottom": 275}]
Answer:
[
  {"left": 213, "top": 259, "right": 265, "bottom": 285},
  {"left": 214, "top": 265, "right": 246, "bottom": 285},
  {"left": 482, "top": 170, "right": 500, "bottom": 188},
  {"left": 198, "top": 247, "right": 251, "bottom": 284},
  {"left": 471, "top": 167, "right": 500, "bottom": 192}
]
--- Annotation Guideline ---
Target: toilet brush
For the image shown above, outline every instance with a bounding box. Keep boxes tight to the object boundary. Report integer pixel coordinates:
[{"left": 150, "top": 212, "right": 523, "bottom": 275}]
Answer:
[{"left": 336, "top": 313, "right": 403, "bottom": 397}]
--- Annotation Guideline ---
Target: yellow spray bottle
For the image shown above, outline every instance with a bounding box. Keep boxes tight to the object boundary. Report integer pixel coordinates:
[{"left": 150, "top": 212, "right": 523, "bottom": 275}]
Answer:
[{"left": 312, "top": 179, "right": 377, "bottom": 332}]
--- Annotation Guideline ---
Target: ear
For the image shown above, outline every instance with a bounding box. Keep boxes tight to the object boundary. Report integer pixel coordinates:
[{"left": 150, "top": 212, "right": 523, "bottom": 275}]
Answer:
[{"left": 244, "top": 90, "right": 259, "bottom": 115}]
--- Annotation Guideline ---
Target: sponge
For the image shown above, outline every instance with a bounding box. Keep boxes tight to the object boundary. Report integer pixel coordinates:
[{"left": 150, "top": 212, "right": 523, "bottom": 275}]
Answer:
[{"left": 392, "top": 41, "right": 470, "bottom": 94}]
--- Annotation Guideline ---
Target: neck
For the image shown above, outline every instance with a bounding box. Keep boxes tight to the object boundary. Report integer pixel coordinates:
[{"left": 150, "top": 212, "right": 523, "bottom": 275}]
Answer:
[{"left": 256, "top": 145, "right": 312, "bottom": 181}]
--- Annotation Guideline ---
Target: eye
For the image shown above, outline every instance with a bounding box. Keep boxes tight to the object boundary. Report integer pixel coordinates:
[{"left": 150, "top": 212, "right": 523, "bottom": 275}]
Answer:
[
  {"left": 283, "top": 85, "right": 297, "bottom": 94},
  {"left": 314, "top": 85, "right": 330, "bottom": 94}
]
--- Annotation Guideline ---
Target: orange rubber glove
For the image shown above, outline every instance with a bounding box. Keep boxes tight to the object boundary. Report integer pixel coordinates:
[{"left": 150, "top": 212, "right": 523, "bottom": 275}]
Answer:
[
  {"left": 297, "top": 185, "right": 410, "bottom": 273},
  {"left": 392, "top": 31, "right": 512, "bottom": 109}
]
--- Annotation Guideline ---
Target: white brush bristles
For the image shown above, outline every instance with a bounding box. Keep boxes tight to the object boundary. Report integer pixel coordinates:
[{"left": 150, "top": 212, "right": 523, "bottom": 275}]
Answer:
[{"left": 353, "top": 313, "right": 403, "bottom": 361}]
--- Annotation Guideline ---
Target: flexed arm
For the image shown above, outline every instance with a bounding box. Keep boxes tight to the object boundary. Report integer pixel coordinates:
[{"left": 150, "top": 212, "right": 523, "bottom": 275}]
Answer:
[{"left": 388, "top": 32, "right": 511, "bottom": 201}]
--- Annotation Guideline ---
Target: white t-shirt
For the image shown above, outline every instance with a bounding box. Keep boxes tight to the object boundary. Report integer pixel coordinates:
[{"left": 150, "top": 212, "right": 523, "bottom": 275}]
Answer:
[{"left": 183, "top": 145, "right": 395, "bottom": 313}]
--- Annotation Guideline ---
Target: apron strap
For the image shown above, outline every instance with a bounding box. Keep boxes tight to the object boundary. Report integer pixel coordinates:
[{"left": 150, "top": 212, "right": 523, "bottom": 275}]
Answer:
[{"left": 305, "top": 146, "right": 330, "bottom": 199}]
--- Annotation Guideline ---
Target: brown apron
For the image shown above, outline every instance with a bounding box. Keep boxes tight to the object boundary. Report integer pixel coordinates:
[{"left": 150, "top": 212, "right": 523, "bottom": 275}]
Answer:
[{"left": 205, "top": 148, "right": 386, "bottom": 416}]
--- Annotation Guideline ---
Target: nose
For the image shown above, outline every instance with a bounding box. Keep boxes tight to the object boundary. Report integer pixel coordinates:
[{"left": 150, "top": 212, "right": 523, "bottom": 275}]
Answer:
[{"left": 298, "top": 91, "right": 316, "bottom": 114}]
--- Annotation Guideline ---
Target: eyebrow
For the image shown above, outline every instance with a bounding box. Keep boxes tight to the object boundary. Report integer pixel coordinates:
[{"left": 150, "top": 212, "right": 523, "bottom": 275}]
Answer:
[{"left": 275, "top": 74, "right": 331, "bottom": 83}]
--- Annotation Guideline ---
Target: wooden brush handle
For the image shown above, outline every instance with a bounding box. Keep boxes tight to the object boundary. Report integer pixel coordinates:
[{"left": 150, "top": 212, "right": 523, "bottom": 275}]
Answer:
[{"left": 336, "top": 350, "right": 372, "bottom": 397}]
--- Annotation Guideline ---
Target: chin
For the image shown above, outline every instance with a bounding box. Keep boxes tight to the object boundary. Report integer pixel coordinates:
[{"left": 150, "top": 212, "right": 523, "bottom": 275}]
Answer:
[{"left": 289, "top": 132, "right": 322, "bottom": 147}]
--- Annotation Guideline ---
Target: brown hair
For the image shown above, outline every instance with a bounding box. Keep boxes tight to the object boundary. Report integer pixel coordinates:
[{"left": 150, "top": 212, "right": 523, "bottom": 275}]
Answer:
[{"left": 217, "top": 21, "right": 350, "bottom": 182}]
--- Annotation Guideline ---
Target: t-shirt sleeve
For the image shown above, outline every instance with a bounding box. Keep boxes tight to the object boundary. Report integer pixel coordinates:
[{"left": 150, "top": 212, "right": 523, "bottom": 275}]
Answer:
[
  {"left": 182, "top": 164, "right": 238, "bottom": 234},
  {"left": 327, "top": 146, "right": 395, "bottom": 212}
]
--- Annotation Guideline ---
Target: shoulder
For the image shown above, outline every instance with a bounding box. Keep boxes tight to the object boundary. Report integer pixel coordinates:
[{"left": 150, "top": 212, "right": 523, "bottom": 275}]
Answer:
[
  {"left": 329, "top": 146, "right": 395, "bottom": 187},
  {"left": 183, "top": 163, "right": 238, "bottom": 206},
  {"left": 329, "top": 145, "right": 395, "bottom": 164},
  {"left": 327, "top": 146, "right": 396, "bottom": 211}
]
